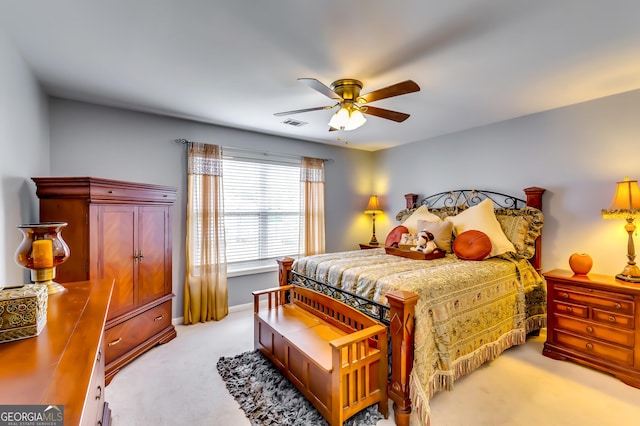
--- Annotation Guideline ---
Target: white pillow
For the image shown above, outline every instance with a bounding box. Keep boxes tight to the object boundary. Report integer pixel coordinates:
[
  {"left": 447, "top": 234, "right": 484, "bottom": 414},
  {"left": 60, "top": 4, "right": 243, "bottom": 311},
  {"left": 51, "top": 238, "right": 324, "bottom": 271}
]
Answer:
[
  {"left": 401, "top": 205, "right": 441, "bottom": 234},
  {"left": 445, "top": 198, "right": 516, "bottom": 257}
]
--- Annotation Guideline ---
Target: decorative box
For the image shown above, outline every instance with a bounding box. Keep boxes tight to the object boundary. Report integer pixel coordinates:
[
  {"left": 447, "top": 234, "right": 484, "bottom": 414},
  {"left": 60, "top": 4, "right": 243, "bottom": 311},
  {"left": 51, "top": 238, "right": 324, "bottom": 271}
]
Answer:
[{"left": 0, "top": 284, "right": 48, "bottom": 343}]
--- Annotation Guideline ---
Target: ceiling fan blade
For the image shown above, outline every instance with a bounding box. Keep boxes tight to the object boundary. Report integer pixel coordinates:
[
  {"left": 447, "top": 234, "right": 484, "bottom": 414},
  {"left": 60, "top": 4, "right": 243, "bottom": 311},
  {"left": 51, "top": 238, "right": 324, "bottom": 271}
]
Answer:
[
  {"left": 274, "top": 105, "right": 333, "bottom": 116},
  {"left": 358, "top": 80, "right": 420, "bottom": 104},
  {"left": 362, "top": 106, "right": 410, "bottom": 122},
  {"left": 298, "top": 78, "right": 343, "bottom": 100}
]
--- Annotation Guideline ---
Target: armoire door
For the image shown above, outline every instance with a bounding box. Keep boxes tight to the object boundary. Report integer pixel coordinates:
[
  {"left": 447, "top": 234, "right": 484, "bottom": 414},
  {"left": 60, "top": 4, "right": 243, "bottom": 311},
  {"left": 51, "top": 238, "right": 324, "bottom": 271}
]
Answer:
[
  {"left": 137, "top": 206, "right": 170, "bottom": 306},
  {"left": 99, "top": 205, "right": 138, "bottom": 319}
]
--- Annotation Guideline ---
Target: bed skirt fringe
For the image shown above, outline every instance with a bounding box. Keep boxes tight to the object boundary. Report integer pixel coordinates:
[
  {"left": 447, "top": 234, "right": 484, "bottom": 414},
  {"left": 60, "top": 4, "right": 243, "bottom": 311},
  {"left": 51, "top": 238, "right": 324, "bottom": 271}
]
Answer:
[
  {"left": 410, "top": 320, "right": 546, "bottom": 426},
  {"left": 526, "top": 314, "right": 547, "bottom": 333}
]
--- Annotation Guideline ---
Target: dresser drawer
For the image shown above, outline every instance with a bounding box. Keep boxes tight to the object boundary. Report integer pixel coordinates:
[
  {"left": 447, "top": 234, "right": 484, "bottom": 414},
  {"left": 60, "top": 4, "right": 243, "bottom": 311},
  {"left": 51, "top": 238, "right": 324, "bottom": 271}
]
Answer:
[
  {"left": 554, "top": 329, "right": 634, "bottom": 366},
  {"left": 81, "top": 337, "right": 106, "bottom": 425},
  {"left": 553, "top": 302, "right": 588, "bottom": 318},
  {"left": 104, "top": 301, "right": 172, "bottom": 362},
  {"left": 592, "top": 308, "right": 634, "bottom": 329},
  {"left": 555, "top": 315, "right": 635, "bottom": 347},
  {"left": 554, "top": 284, "right": 634, "bottom": 315}
]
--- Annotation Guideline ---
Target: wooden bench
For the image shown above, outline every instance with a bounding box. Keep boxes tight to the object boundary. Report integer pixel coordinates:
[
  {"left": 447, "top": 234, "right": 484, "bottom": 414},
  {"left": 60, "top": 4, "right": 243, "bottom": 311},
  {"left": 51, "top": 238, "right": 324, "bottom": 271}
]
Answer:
[{"left": 253, "top": 284, "right": 388, "bottom": 426}]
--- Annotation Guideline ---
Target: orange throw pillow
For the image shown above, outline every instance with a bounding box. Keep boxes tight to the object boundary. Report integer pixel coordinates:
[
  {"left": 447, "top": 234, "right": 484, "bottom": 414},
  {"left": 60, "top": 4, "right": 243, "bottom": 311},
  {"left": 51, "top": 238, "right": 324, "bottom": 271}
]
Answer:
[
  {"left": 453, "top": 230, "right": 492, "bottom": 261},
  {"left": 385, "top": 225, "right": 409, "bottom": 247}
]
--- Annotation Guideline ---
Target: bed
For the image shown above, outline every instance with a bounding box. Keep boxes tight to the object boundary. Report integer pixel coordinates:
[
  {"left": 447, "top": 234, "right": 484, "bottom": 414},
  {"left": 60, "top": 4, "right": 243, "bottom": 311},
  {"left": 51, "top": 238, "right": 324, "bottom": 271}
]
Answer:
[{"left": 276, "top": 187, "right": 546, "bottom": 426}]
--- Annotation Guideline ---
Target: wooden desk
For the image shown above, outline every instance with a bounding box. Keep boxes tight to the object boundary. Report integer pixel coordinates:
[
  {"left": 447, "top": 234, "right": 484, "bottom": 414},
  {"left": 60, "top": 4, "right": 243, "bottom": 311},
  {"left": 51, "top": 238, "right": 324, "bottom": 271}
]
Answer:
[{"left": 0, "top": 279, "right": 114, "bottom": 425}]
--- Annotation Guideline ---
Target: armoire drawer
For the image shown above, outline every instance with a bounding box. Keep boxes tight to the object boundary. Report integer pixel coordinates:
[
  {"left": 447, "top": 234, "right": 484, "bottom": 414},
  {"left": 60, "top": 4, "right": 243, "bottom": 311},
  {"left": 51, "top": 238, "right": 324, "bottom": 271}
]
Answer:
[{"left": 104, "top": 301, "right": 172, "bottom": 361}]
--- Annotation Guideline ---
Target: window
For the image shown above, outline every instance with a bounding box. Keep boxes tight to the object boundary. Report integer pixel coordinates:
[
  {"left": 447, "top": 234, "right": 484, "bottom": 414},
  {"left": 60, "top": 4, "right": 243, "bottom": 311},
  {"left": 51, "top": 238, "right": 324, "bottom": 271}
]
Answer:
[{"left": 222, "top": 150, "right": 303, "bottom": 273}]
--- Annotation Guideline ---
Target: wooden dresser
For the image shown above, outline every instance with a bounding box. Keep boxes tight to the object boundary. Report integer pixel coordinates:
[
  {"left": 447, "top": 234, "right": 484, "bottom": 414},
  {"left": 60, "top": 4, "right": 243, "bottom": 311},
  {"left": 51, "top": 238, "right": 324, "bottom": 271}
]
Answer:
[
  {"left": 0, "top": 279, "right": 114, "bottom": 425},
  {"left": 33, "top": 176, "right": 177, "bottom": 384},
  {"left": 543, "top": 269, "right": 640, "bottom": 388}
]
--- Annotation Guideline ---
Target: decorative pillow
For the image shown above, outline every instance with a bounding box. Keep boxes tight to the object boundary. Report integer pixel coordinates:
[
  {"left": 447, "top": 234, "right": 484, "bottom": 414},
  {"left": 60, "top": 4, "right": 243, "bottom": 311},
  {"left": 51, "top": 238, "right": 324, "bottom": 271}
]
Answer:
[
  {"left": 417, "top": 219, "right": 454, "bottom": 252},
  {"left": 495, "top": 207, "right": 544, "bottom": 259},
  {"left": 396, "top": 208, "right": 417, "bottom": 223},
  {"left": 401, "top": 205, "right": 441, "bottom": 234},
  {"left": 427, "top": 205, "right": 467, "bottom": 220},
  {"left": 445, "top": 198, "right": 516, "bottom": 257},
  {"left": 453, "top": 230, "right": 492, "bottom": 261},
  {"left": 385, "top": 225, "right": 409, "bottom": 247}
]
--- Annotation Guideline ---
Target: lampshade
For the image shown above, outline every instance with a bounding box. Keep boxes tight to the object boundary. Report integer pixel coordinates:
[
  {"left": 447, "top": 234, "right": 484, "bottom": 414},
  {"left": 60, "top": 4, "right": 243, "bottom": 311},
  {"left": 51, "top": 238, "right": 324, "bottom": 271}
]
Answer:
[
  {"left": 601, "top": 177, "right": 640, "bottom": 219},
  {"left": 364, "top": 195, "right": 382, "bottom": 214},
  {"left": 328, "top": 106, "right": 349, "bottom": 129},
  {"left": 328, "top": 104, "right": 367, "bottom": 131},
  {"left": 343, "top": 109, "right": 367, "bottom": 131}
]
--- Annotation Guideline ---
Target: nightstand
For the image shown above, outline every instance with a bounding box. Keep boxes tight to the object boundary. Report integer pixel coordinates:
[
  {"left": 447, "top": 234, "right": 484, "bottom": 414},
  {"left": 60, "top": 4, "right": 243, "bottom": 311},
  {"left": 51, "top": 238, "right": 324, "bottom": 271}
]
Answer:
[
  {"left": 359, "top": 243, "right": 381, "bottom": 249},
  {"left": 543, "top": 269, "right": 640, "bottom": 388}
]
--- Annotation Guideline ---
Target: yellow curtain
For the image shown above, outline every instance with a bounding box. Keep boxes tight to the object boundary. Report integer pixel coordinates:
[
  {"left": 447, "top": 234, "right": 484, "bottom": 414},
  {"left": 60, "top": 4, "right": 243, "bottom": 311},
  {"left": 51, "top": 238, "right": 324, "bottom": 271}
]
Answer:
[
  {"left": 184, "top": 142, "right": 228, "bottom": 323},
  {"left": 301, "top": 157, "right": 325, "bottom": 256}
]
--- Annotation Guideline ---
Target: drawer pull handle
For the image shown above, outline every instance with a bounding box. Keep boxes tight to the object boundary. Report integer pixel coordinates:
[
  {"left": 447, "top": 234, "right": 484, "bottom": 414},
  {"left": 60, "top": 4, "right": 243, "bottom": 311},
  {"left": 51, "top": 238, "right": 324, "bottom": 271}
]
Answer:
[
  {"left": 154, "top": 314, "right": 165, "bottom": 321},
  {"left": 586, "top": 326, "right": 594, "bottom": 333},
  {"left": 561, "top": 292, "right": 569, "bottom": 299},
  {"left": 585, "top": 343, "right": 594, "bottom": 351},
  {"left": 565, "top": 306, "right": 573, "bottom": 313},
  {"left": 95, "top": 385, "right": 102, "bottom": 400},
  {"left": 614, "top": 302, "right": 622, "bottom": 309},
  {"left": 108, "top": 337, "right": 122, "bottom": 347},
  {"left": 97, "top": 350, "right": 102, "bottom": 362},
  {"left": 108, "top": 190, "right": 113, "bottom": 194},
  {"left": 609, "top": 315, "right": 616, "bottom": 323}
]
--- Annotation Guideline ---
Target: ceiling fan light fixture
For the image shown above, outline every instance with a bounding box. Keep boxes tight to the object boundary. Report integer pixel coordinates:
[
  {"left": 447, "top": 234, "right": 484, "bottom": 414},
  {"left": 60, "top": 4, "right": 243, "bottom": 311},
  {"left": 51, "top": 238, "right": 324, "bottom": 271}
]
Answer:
[
  {"left": 344, "top": 108, "right": 366, "bottom": 131},
  {"left": 328, "top": 104, "right": 366, "bottom": 131},
  {"left": 328, "top": 106, "right": 349, "bottom": 129}
]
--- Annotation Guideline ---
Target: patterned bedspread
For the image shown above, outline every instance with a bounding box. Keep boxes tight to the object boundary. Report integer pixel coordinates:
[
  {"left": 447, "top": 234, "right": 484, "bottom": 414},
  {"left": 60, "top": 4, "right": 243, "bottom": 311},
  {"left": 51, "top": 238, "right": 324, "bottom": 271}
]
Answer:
[{"left": 293, "top": 248, "right": 546, "bottom": 423}]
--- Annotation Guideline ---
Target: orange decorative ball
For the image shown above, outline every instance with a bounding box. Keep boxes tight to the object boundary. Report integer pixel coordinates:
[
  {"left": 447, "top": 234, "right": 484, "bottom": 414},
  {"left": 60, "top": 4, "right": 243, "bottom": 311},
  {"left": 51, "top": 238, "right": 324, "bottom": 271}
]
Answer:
[{"left": 569, "top": 253, "right": 593, "bottom": 275}]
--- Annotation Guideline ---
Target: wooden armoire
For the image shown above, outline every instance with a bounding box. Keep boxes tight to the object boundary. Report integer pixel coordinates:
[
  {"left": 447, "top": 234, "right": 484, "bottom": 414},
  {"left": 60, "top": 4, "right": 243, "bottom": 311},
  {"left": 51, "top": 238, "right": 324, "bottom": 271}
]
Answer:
[{"left": 33, "top": 176, "right": 177, "bottom": 384}]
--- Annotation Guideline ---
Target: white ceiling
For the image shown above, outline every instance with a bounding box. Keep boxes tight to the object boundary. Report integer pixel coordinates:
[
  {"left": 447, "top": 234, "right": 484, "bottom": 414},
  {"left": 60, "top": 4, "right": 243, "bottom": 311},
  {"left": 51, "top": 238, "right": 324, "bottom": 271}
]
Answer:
[{"left": 2, "top": 1, "right": 640, "bottom": 151}]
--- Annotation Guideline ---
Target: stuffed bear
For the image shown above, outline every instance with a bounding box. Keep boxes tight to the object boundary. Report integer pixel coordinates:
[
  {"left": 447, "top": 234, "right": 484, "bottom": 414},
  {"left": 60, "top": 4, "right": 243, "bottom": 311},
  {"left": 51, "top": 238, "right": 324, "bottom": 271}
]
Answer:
[{"left": 410, "top": 230, "right": 438, "bottom": 254}]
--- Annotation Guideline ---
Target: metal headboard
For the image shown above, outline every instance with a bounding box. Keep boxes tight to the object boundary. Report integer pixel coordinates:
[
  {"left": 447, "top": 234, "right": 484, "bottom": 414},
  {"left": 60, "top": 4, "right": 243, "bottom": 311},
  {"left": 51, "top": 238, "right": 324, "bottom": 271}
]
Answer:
[{"left": 417, "top": 189, "right": 526, "bottom": 210}]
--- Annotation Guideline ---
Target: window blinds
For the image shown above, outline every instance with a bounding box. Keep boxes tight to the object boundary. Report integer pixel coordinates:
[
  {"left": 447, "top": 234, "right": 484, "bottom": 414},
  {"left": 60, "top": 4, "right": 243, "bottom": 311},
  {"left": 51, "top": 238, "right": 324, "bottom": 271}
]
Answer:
[{"left": 222, "top": 151, "right": 303, "bottom": 269}]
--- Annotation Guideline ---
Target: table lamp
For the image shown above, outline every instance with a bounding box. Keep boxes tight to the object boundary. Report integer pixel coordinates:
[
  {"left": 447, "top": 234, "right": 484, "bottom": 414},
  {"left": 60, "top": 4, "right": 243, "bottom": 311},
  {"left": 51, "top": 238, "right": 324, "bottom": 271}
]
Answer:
[
  {"left": 601, "top": 177, "right": 640, "bottom": 283},
  {"left": 364, "top": 195, "right": 383, "bottom": 245}
]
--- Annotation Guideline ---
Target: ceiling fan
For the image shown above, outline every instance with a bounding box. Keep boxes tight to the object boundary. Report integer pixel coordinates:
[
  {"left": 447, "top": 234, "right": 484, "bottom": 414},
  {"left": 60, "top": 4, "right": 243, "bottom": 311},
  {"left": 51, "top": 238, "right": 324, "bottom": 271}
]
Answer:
[{"left": 274, "top": 78, "right": 420, "bottom": 131}]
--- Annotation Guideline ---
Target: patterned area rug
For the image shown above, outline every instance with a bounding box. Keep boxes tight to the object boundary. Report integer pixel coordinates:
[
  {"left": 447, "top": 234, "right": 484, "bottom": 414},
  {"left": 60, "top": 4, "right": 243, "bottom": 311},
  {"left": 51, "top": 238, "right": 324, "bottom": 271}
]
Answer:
[{"left": 217, "top": 350, "right": 385, "bottom": 426}]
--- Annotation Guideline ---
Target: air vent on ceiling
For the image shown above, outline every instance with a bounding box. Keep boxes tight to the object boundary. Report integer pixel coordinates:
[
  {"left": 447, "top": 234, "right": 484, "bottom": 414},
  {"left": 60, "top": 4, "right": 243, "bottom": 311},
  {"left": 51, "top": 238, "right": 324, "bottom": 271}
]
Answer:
[{"left": 281, "top": 118, "right": 308, "bottom": 127}]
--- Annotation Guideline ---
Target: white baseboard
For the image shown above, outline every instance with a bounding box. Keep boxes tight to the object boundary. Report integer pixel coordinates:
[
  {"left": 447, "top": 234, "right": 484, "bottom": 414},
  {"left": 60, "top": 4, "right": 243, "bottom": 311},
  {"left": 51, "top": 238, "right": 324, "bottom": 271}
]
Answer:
[
  {"left": 172, "top": 300, "right": 266, "bottom": 325},
  {"left": 229, "top": 301, "right": 254, "bottom": 313}
]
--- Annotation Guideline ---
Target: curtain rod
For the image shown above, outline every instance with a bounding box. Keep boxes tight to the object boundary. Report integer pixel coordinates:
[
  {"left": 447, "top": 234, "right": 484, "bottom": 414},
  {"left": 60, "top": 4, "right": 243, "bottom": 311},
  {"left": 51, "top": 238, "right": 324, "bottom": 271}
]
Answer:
[{"left": 174, "top": 138, "right": 334, "bottom": 164}]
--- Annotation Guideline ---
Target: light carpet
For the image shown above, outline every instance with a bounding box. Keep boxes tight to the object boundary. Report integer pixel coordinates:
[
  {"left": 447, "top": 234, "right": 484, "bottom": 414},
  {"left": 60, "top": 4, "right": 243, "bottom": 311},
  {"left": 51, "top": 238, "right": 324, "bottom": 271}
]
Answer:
[
  {"left": 216, "top": 350, "right": 384, "bottom": 425},
  {"left": 106, "top": 306, "right": 640, "bottom": 425}
]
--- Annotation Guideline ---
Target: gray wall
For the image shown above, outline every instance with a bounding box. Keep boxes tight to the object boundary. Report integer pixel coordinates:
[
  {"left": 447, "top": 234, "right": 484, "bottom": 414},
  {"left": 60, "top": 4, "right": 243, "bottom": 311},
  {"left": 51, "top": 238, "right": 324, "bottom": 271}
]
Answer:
[
  {"left": 375, "top": 89, "right": 640, "bottom": 278},
  {"left": 0, "top": 30, "right": 50, "bottom": 285},
  {"left": 48, "top": 99, "right": 374, "bottom": 315}
]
